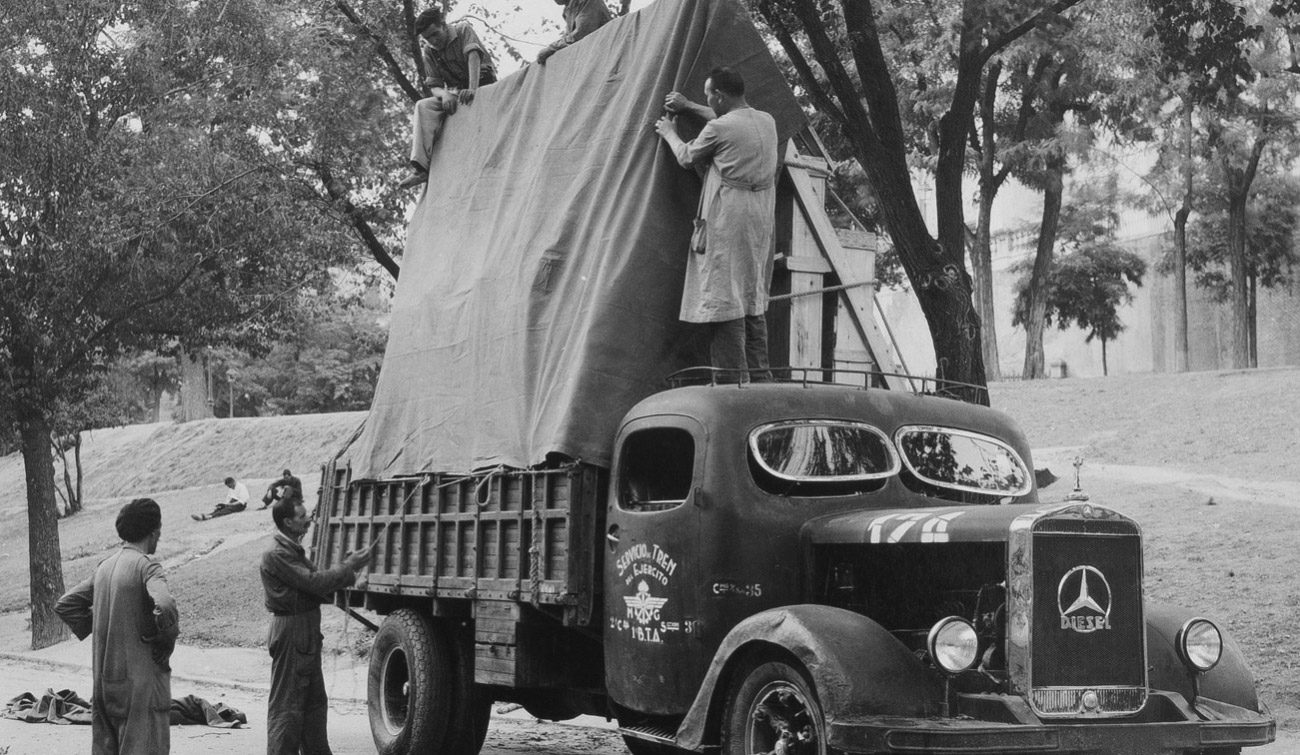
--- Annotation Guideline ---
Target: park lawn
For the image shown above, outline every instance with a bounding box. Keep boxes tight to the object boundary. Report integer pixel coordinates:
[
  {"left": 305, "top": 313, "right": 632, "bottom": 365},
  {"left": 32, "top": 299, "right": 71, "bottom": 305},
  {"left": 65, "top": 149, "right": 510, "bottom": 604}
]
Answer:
[{"left": 0, "top": 369, "right": 1295, "bottom": 728}]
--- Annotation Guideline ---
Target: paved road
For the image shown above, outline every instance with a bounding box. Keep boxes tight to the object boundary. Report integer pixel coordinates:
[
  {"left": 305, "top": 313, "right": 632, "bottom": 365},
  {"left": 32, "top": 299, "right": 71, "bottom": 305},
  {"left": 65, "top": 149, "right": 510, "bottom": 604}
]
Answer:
[
  {"left": 1, "top": 653, "right": 1292, "bottom": 755},
  {"left": 0, "top": 654, "right": 622, "bottom": 755}
]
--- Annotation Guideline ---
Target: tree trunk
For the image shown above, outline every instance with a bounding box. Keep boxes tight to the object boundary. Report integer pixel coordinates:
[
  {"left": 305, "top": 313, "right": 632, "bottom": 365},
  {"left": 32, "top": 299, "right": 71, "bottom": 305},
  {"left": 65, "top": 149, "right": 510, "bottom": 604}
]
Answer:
[
  {"left": 972, "top": 194, "right": 1000, "bottom": 382},
  {"left": 1226, "top": 189, "right": 1250, "bottom": 369},
  {"left": 74, "top": 434, "right": 83, "bottom": 514},
  {"left": 1022, "top": 160, "right": 1064, "bottom": 379},
  {"left": 177, "top": 348, "right": 213, "bottom": 422},
  {"left": 1248, "top": 267, "right": 1257, "bottom": 368},
  {"left": 19, "top": 405, "right": 68, "bottom": 649},
  {"left": 1218, "top": 134, "right": 1265, "bottom": 370},
  {"left": 972, "top": 65, "right": 1003, "bottom": 384},
  {"left": 1101, "top": 338, "right": 1109, "bottom": 376},
  {"left": 1171, "top": 104, "right": 1192, "bottom": 373}
]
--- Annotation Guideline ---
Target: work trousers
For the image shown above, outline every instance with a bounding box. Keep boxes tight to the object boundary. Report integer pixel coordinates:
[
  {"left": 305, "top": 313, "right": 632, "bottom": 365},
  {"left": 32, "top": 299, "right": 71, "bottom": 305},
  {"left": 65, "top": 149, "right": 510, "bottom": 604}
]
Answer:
[
  {"left": 267, "top": 609, "right": 332, "bottom": 755},
  {"left": 409, "top": 90, "right": 455, "bottom": 170},
  {"left": 91, "top": 675, "right": 170, "bottom": 755},
  {"left": 705, "top": 314, "right": 771, "bottom": 381}
]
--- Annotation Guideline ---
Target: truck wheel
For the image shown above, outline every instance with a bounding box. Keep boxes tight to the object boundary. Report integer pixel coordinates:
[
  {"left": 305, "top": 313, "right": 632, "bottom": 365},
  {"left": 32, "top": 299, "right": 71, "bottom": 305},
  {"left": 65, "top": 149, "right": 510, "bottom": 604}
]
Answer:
[
  {"left": 368, "top": 608, "right": 458, "bottom": 755},
  {"left": 722, "top": 660, "right": 830, "bottom": 755}
]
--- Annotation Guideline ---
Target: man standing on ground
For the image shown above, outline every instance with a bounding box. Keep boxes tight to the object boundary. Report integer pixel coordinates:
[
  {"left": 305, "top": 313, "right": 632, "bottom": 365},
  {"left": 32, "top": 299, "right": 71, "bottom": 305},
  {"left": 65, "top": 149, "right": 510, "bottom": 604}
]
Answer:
[
  {"left": 536, "top": 0, "right": 612, "bottom": 64},
  {"left": 56, "top": 498, "right": 179, "bottom": 755},
  {"left": 193, "top": 476, "right": 249, "bottom": 520},
  {"left": 261, "top": 490, "right": 371, "bottom": 754},
  {"left": 399, "top": 7, "right": 498, "bottom": 190},
  {"left": 654, "top": 67, "right": 778, "bottom": 380}
]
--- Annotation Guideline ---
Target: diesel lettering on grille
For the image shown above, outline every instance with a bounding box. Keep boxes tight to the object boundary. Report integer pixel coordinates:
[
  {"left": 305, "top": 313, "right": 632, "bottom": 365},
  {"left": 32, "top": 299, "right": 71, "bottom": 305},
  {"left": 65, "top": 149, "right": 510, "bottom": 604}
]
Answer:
[{"left": 1057, "top": 565, "right": 1113, "bottom": 633}]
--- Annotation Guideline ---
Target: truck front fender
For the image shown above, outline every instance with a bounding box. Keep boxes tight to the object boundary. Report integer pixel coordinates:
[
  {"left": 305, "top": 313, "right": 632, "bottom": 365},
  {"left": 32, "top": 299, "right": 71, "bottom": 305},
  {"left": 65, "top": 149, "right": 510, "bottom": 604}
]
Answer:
[
  {"left": 1146, "top": 603, "right": 1262, "bottom": 712},
  {"left": 675, "top": 604, "right": 941, "bottom": 751}
]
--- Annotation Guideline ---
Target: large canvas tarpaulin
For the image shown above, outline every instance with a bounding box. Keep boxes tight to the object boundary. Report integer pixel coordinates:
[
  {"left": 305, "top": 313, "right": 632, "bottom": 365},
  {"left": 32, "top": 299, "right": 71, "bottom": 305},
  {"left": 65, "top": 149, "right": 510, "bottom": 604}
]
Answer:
[{"left": 343, "top": 0, "right": 804, "bottom": 479}]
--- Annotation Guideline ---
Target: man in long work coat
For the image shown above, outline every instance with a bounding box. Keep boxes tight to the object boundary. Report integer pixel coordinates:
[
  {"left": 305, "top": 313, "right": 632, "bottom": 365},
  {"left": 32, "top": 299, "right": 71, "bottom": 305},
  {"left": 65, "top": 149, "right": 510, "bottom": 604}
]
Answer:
[
  {"left": 260, "top": 490, "right": 371, "bottom": 754},
  {"left": 655, "top": 66, "right": 779, "bottom": 380},
  {"left": 56, "top": 497, "right": 179, "bottom": 755}
]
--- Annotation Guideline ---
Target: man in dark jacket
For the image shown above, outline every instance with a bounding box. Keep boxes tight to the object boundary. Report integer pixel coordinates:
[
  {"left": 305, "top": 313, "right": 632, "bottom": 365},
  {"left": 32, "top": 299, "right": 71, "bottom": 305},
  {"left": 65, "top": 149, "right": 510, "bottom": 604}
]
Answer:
[
  {"left": 260, "top": 490, "right": 371, "bottom": 754},
  {"left": 259, "top": 468, "right": 302, "bottom": 509},
  {"left": 536, "top": 0, "right": 612, "bottom": 64}
]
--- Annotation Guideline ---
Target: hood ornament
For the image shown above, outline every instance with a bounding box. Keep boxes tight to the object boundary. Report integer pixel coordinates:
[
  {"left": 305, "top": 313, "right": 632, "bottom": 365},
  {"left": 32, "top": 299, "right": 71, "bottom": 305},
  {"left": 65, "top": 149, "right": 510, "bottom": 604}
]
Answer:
[{"left": 1066, "top": 456, "right": 1090, "bottom": 502}]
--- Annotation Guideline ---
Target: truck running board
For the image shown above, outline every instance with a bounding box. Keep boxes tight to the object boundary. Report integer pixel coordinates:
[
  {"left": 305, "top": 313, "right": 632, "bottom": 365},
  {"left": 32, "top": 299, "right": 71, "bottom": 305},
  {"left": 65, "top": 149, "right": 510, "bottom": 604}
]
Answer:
[{"left": 618, "top": 723, "right": 677, "bottom": 746}]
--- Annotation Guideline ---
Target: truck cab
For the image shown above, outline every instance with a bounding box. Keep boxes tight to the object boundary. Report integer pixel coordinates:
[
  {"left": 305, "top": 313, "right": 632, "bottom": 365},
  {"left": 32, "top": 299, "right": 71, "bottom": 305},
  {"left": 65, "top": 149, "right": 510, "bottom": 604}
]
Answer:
[{"left": 603, "top": 373, "right": 1274, "bottom": 755}]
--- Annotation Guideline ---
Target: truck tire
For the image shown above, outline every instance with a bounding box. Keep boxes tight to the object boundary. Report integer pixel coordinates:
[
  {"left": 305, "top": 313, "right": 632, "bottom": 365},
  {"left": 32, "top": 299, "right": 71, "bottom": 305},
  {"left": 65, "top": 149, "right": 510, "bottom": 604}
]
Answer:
[
  {"left": 368, "top": 608, "right": 458, "bottom": 755},
  {"left": 721, "top": 659, "right": 832, "bottom": 755}
]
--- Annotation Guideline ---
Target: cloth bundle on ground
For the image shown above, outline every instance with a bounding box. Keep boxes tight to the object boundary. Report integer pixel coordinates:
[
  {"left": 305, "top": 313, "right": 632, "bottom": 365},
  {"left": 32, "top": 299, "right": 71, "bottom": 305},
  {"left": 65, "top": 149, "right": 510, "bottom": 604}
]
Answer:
[
  {"left": 2, "top": 689, "right": 246, "bottom": 728},
  {"left": 168, "top": 694, "right": 248, "bottom": 728},
  {"left": 2, "top": 688, "right": 92, "bottom": 725},
  {"left": 340, "top": 0, "right": 803, "bottom": 478}
]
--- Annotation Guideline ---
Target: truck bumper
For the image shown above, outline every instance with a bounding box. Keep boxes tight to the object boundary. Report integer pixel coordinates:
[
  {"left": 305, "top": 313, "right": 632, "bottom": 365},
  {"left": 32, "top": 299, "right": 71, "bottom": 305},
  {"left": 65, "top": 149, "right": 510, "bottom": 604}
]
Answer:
[{"left": 828, "top": 692, "right": 1275, "bottom": 754}]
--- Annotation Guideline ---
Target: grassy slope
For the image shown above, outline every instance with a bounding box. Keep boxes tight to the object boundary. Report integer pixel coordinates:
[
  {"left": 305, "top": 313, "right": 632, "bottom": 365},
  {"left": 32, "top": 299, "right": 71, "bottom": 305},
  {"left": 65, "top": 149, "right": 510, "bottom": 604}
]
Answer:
[{"left": 1, "top": 369, "right": 1296, "bottom": 726}]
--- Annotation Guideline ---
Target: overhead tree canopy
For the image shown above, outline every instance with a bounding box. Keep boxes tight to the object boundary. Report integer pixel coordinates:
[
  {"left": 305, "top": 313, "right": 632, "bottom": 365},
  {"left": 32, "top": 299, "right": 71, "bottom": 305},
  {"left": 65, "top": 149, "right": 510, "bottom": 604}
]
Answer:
[
  {"left": 750, "top": 0, "right": 1088, "bottom": 401},
  {"left": 0, "top": 0, "right": 356, "bottom": 648}
]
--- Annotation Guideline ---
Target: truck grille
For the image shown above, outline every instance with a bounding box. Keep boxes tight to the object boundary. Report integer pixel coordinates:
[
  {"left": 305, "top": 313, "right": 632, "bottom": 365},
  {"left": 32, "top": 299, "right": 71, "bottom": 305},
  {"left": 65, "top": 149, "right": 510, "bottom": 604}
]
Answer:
[
  {"left": 1032, "top": 687, "right": 1147, "bottom": 715},
  {"left": 1009, "top": 507, "right": 1148, "bottom": 718}
]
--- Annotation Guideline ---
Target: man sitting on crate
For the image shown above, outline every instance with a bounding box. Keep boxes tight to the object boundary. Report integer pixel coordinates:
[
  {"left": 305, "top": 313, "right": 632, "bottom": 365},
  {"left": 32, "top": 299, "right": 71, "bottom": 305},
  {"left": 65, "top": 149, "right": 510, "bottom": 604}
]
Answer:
[{"left": 260, "top": 490, "right": 371, "bottom": 754}]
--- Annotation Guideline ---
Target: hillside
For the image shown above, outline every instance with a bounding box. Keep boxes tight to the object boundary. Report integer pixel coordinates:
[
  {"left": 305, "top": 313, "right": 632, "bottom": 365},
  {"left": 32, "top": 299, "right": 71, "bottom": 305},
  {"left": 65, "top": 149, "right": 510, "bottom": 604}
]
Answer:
[{"left": 0, "top": 368, "right": 1296, "bottom": 731}]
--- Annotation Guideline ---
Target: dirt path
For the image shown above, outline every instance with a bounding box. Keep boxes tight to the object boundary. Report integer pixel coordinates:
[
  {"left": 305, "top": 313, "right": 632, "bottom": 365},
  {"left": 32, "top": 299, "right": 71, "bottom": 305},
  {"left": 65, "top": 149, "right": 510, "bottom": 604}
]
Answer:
[
  {"left": 0, "top": 654, "right": 623, "bottom": 755},
  {"left": 1033, "top": 446, "right": 1300, "bottom": 507}
]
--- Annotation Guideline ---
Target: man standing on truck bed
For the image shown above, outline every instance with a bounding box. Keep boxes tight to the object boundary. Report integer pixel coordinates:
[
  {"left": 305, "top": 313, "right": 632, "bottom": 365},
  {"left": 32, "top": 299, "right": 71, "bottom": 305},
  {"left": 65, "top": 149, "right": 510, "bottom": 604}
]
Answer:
[
  {"left": 655, "top": 67, "right": 778, "bottom": 380},
  {"left": 260, "top": 490, "right": 372, "bottom": 754},
  {"left": 399, "top": 7, "right": 498, "bottom": 190}
]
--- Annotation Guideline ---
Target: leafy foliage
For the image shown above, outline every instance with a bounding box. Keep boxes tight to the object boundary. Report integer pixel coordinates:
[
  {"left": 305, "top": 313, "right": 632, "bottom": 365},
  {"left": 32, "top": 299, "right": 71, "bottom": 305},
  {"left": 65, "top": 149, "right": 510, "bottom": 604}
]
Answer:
[
  {"left": 1182, "top": 172, "right": 1300, "bottom": 300},
  {"left": 1012, "top": 180, "right": 1148, "bottom": 350},
  {"left": 212, "top": 293, "right": 389, "bottom": 417}
]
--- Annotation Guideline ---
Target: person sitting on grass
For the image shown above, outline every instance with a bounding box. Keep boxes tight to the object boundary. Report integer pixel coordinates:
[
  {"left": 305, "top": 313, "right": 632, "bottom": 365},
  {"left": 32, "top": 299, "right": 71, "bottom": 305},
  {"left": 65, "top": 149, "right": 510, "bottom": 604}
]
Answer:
[
  {"left": 259, "top": 469, "right": 302, "bottom": 510},
  {"left": 192, "top": 476, "right": 249, "bottom": 521}
]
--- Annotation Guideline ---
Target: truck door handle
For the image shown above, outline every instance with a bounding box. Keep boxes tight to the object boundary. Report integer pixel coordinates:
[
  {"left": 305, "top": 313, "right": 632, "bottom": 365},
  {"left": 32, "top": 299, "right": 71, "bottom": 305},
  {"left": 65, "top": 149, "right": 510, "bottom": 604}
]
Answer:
[{"left": 606, "top": 525, "right": 620, "bottom": 549}]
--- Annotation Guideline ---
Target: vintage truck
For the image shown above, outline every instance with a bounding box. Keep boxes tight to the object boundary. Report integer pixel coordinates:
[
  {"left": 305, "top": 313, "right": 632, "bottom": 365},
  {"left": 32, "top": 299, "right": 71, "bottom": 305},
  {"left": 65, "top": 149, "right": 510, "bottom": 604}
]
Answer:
[
  {"left": 315, "top": 369, "right": 1275, "bottom": 755},
  {"left": 312, "top": 0, "right": 1276, "bottom": 753}
]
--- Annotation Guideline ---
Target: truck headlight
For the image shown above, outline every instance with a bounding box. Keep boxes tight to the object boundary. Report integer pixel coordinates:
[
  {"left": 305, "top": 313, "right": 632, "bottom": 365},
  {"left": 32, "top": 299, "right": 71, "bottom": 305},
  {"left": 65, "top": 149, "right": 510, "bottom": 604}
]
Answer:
[
  {"left": 1176, "top": 618, "right": 1222, "bottom": 673},
  {"left": 927, "top": 616, "right": 978, "bottom": 674}
]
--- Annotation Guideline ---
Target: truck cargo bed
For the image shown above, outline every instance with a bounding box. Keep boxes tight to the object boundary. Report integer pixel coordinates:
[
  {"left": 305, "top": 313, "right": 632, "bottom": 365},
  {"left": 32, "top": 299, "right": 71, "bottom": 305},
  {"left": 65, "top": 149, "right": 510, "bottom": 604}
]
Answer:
[{"left": 313, "top": 462, "right": 606, "bottom": 627}]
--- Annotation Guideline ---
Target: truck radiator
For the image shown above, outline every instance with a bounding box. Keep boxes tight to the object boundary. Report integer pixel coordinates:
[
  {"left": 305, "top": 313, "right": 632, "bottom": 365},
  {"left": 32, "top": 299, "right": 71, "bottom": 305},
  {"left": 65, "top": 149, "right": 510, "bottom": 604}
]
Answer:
[
  {"left": 1012, "top": 511, "right": 1147, "bottom": 718},
  {"left": 313, "top": 462, "right": 605, "bottom": 629}
]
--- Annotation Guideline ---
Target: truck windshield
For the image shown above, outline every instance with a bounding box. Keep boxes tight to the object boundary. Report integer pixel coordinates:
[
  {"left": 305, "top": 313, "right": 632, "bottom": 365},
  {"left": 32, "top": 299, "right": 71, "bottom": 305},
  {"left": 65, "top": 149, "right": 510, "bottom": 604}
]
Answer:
[
  {"left": 895, "top": 425, "right": 1030, "bottom": 497},
  {"left": 749, "top": 420, "right": 897, "bottom": 484}
]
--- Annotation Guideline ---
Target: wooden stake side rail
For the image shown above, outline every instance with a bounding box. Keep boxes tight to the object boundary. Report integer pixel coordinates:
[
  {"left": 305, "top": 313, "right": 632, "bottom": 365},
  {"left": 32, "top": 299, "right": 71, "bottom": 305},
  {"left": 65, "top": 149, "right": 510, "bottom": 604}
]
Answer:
[{"left": 313, "top": 462, "right": 605, "bottom": 628}]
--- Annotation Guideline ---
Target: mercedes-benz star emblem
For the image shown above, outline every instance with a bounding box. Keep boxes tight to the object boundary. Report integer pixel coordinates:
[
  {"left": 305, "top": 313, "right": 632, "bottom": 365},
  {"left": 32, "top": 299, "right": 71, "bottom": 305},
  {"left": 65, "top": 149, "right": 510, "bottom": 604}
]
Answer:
[{"left": 1057, "top": 565, "right": 1112, "bottom": 633}]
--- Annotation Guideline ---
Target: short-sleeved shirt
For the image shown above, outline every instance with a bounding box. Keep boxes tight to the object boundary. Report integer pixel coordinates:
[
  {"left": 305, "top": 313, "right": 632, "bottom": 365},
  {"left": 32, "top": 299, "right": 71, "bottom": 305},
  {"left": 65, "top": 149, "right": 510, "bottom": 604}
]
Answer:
[{"left": 423, "top": 21, "right": 498, "bottom": 90}]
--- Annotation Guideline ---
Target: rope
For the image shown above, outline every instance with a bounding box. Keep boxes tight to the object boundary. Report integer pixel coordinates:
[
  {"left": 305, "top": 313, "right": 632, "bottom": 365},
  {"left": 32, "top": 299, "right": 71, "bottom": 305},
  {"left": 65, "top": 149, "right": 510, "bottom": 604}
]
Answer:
[
  {"left": 328, "top": 474, "right": 428, "bottom": 710},
  {"left": 529, "top": 499, "right": 543, "bottom": 606},
  {"left": 767, "top": 279, "right": 876, "bottom": 303}
]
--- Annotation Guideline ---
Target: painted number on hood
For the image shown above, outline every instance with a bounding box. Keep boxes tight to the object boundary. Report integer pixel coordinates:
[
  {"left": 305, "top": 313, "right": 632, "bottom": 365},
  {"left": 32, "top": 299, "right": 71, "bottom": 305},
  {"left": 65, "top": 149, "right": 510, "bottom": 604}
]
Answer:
[{"left": 867, "top": 511, "right": 965, "bottom": 543}]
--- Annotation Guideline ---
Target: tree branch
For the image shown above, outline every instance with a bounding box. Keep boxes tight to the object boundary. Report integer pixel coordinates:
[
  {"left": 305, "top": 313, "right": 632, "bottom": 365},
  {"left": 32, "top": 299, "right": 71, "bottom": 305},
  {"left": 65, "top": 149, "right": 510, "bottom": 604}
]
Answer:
[
  {"left": 314, "top": 164, "right": 401, "bottom": 280},
  {"left": 755, "top": 2, "right": 846, "bottom": 126},
  {"left": 335, "top": 0, "right": 423, "bottom": 103},
  {"left": 983, "top": 0, "right": 1085, "bottom": 66}
]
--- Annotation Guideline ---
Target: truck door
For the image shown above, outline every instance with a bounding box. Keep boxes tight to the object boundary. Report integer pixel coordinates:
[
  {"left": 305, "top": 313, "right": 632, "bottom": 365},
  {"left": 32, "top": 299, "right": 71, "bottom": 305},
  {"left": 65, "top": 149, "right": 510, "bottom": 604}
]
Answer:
[{"left": 604, "top": 415, "right": 708, "bottom": 715}]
